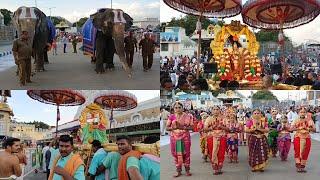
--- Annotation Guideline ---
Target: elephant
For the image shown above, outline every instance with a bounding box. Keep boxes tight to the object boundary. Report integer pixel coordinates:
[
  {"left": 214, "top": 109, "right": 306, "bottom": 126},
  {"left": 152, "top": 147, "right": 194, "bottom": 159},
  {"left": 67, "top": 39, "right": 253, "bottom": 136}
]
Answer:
[
  {"left": 13, "top": 6, "right": 54, "bottom": 72},
  {"left": 90, "top": 8, "right": 133, "bottom": 77}
]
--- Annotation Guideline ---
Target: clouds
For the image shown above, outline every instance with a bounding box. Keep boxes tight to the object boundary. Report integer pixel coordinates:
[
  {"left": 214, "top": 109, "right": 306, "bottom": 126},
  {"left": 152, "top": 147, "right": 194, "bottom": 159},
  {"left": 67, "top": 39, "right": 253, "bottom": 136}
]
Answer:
[
  {"left": 113, "top": 1, "right": 160, "bottom": 21},
  {"left": 1, "top": 0, "right": 159, "bottom": 23}
]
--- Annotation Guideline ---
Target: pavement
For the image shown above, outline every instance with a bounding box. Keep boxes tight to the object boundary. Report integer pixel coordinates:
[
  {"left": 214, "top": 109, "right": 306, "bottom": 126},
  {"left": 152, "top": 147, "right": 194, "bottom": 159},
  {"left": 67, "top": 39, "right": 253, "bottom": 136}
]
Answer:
[
  {"left": 161, "top": 133, "right": 320, "bottom": 180},
  {"left": 0, "top": 44, "right": 13, "bottom": 58},
  {"left": 0, "top": 43, "right": 159, "bottom": 89}
]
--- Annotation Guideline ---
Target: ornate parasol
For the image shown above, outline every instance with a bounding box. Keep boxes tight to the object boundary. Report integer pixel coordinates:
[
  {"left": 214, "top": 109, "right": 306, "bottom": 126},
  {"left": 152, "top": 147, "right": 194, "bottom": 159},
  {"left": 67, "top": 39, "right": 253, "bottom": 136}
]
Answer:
[
  {"left": 94, "top": 90, "right": 138, "bottom": 137},
  {"left": 163, "top": 0, "right": 242, "bottom": 79},
  {"left": 242, "top": 0, "right": 320, "bottom": 30},
  {"left": 242, "top": 0, "right": 320, "bottom": 50},
  {"left": 27, "top": 90, "right": 86, "bottom": 137}
]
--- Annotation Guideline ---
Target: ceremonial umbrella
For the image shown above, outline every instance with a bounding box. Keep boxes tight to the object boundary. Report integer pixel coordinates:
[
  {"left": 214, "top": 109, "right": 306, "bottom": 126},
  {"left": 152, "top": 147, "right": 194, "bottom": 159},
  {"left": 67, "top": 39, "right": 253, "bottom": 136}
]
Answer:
[
  {"left": 94, "top": 90, "right": 138, "bottom": 137},
  {"left": 27, "top": 90, "right": 86, "bottom": 137},
  {"left": 242, "top": 0, "right": 320, "bottom": 48},
  {"left": 163, "top": 0, "right": 242, "bottom": 78}
]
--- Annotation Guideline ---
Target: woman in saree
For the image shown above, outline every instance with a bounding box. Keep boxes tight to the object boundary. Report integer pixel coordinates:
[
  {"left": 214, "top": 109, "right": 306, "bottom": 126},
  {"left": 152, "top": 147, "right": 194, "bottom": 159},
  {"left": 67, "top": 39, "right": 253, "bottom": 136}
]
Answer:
[
  {"left": 166, "top": 102, "right": 194, "bottom": 177},
  {"left": 291, "top": 107, "right": 316, "bottom": 173},
  {"left": 204, "top": 106, "right": 228, "bottom": 175},
  {"left": 268, "top": 108, "right": 280, "bottom": 157},
  {"left": 198, "top": 112, "right": 209, "bottom": 162},
  {"left": 225, "top": 108, "right": 240, "bottom": 163},
  {"left": 245, "top": 109, "right": 269, "bottom": 172},
  {"left": 277, "top": 115, "right": 292, "bottom": 161}
]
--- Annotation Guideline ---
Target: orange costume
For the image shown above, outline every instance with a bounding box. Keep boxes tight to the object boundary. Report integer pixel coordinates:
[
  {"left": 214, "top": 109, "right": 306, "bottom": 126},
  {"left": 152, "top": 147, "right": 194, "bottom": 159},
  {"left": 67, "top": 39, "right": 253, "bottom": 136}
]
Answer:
[
  {"left": 48, "top": 153, "right": 84, "bottom": 180},
  {"left": 205, "top": 115, "right": 227, "bottom": 173},
  {"left": 292, "top": 118, "right": 315, "bottom": 169}
]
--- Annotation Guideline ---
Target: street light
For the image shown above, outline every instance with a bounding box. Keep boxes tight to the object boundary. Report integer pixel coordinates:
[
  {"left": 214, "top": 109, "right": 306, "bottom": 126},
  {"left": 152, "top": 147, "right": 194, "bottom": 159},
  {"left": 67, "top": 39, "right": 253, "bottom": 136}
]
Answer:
[{"left": 47, "top": 7, "right": 56, "bottom": 21}]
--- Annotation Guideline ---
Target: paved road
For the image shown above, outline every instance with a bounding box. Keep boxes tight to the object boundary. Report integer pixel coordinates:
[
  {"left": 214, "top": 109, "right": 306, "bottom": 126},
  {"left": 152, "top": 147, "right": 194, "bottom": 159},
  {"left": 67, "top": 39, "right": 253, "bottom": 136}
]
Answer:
[
  {"left": 0, "top": 43, "right": 159, "bottom": 89},
  {"left": 161, "top": 133, "right": 320, "bottom": 180}
]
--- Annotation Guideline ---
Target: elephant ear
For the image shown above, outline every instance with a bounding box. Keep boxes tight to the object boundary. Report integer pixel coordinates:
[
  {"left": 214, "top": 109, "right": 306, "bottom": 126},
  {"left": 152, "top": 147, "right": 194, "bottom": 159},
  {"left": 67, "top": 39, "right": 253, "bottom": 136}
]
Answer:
[
  {"left": 123, "top": 13, "right": 133, "bottom": 31},
  {"left": 90, "top": 11, "right": 105, "bottom": 30},
  {"left": 34, "top": 8, "right": 47, "bottom": 34},
  {"left": 91, "top": 9, "right": 113, "bottom": 35},
  {"left": 13, "top": 8, "right": 22, "bottom": 36}
]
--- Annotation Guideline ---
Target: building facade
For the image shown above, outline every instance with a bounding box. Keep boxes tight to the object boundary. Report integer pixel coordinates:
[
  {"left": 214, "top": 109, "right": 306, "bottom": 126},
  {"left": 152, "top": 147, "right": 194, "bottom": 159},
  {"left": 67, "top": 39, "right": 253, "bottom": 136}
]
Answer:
[
  {"left": 9, "top": 122, "right": 50, "bottom": 141},
  {"left": 133, "top": 18, "right": 159, "bottom": 29},
  {"left": 160, "top": 27, "right": 197, "bottom": 57},
  {"left": 0, "top": 102, "right": 13, "bottom": 137}
]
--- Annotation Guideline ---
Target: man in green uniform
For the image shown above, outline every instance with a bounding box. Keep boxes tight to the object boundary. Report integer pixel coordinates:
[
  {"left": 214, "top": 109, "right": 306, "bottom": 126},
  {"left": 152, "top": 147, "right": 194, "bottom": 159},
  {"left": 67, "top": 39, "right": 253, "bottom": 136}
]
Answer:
[
  {"left": 12, "top": 31, "right": 33, "bottom": 86},
  {"left": 139, "top": 33, "right": 155, "bottom": 72},
  {"left": 72, "top": 36, "right": 78, "bottom": 53},
  {"left": 124, "top": 31, "right": 137, "bottom": 68}
]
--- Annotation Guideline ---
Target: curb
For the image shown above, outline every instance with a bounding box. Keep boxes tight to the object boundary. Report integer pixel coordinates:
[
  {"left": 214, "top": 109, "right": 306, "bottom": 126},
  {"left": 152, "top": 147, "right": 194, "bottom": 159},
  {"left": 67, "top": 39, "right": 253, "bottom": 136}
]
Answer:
[{"left": 0, "top": 51, "right": 12, "bottom": 57}]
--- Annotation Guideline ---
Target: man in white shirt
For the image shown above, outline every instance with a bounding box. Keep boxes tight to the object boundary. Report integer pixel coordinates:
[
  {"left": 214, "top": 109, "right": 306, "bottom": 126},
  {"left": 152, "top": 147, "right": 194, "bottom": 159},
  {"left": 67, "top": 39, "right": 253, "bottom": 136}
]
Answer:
[
  {"left": 287, "top": 106, "right": 298, "bottom": 124},
  {"left": 42, "top": 142, "right": 50, "bottom": 173},
  {"left": 160, "top": 107, "right": 170, "bottom": 136}
]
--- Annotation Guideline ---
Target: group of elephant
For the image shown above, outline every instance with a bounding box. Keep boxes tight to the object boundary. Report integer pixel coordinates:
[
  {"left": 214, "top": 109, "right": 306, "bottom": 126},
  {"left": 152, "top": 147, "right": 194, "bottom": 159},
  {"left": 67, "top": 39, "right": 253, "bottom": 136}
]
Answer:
[{"left": 13, "top": 6, "right": 134, "bottom": 77}]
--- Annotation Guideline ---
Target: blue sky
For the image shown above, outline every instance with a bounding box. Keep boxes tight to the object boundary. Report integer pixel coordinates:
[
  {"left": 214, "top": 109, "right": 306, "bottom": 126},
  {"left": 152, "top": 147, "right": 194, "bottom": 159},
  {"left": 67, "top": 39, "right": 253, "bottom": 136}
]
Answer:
[
  {"left": 0, "top": 0, "right": 160, "bottom": 22},
  {"left": 7, "top": 90, "right": 159, "bottom": 126},
  {"left": 161, "top": 0, "right": 320, "bottom": 44}
]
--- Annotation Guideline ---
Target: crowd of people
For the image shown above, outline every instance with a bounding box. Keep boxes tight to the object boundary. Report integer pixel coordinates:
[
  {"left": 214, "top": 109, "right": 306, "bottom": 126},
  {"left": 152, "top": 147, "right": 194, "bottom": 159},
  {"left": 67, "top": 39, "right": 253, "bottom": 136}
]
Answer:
[
  {"left": 0, "top": 134, "right": 160, "bottom": 180},
  {"left": 261, "top": 53, "right": 320, "bottom": 89},
  {"left": 160, "top": 54, "right": 209, "bottom": 91},
  {"left": 161, "top": 102, "right": 320, "bottom": 177},
  {"left": 160, "top": 49, "right": 320, "bottom": 91}
]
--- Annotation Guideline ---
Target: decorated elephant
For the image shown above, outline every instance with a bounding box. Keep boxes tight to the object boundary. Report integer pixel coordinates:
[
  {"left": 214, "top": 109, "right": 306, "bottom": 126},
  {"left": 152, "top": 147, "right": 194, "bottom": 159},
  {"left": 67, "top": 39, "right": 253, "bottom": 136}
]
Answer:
[
  {"left": 83, "top": 8, "right": 133, "bottom": 77},
  {"left": 13, "top": 6, "right": 55, "bottom": 72}
]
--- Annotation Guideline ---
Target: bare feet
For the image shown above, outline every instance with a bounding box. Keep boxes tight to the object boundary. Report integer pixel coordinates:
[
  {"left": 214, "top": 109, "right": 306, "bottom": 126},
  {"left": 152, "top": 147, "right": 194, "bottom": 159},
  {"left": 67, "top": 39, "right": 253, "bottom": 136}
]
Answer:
[
  {"left": 185, "top": 171, "right": 192, "bottom": 176},
  {"left": 173, "top": 172, "right": 182, "bottom": 178}
]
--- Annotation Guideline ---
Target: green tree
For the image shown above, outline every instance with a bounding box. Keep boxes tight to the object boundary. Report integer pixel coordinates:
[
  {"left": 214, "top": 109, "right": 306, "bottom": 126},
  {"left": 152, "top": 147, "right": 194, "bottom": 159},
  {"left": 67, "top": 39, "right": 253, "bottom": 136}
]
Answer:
[
  {"left": 255, "top": 29, "right": 290, "bottom": 42},
  {"left": 166, "top": 15, "right": 213, "bottom": 36},
  {"left": 72, "top": 17, "right": 88, "bottom": 28},
  {"left": 252, "top": 90, "right": 278, "bottom": 101},
  {"left": 48, "top": 16, "right": 61, "bottom": 26},
  {"left": 0, "top": 9, "right": 13, "bottom": 25}
]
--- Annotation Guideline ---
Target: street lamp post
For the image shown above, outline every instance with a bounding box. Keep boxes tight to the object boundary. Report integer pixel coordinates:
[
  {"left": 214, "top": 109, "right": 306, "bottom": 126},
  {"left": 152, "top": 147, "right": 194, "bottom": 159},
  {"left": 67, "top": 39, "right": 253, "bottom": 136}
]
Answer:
[
  {"left": 111, "top": 0, "right": 113, "bottom": 9},
  {"left": 48, "top": 7, "right": 56, "bottom": 21}
]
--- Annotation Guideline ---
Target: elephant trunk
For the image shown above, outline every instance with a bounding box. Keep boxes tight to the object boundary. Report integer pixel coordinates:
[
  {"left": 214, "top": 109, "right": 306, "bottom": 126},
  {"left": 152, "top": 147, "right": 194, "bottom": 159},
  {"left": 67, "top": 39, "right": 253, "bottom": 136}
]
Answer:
[{"left": 113, "top": 23, "right": 132, "bottom": 77}]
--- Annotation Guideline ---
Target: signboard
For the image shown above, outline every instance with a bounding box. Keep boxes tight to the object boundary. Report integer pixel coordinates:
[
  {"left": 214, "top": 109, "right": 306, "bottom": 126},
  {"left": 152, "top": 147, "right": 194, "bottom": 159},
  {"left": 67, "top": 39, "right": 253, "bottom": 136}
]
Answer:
[{"left": 160, "top": 32, "right": 180, "bottom": 43}]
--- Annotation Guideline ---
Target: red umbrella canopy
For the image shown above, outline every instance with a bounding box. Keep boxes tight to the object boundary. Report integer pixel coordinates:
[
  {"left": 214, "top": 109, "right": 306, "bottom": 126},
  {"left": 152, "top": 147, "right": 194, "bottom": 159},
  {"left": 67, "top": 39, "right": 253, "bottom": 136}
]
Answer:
[
  {"left": 27, "top": 90, "right": 86, "bottom": 106},
  {"left": 242, "top": 0, "right": 320, "bottom": 29},
  {"left": 163, "top": 0, "right": 242, "bottom": 17},
  {"left": 94, "top": 90, "right": 138, "bottom": 111}
]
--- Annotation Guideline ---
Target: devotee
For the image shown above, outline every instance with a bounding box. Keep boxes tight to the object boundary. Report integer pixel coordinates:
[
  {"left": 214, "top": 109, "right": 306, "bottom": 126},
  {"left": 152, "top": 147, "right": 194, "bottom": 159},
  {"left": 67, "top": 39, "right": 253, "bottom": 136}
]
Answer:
[
  {"left": 166, "top": 102, "right": 193, "bottom": 177},
  {"left": 116, "top": 135, "right": 143, "bottom": 180},
  {"left": 204, "top": 106, "right": 228, "bottom": 175},
  {"left": 88, "top": 140, "right": 107, "bottom": 180},
  {"left": 268, "top": 108, "right": 280, "bottom": 157},
  {"left": 291, "top": 107, "right": 316, "bottom": 173},
  {"left": 277, "top": 115, "right": 292, "bottom": 161},
  {"left": 0, "top": 138, "right": 22, "bottom": 179},
  {"left": 225, "top": 108, "right": 240, "bottom": 163},
  {"left": 197, "top": 112, "right": 209, "bottom": 162},
  {"left": 48, "top": 135, "right": 85, "bottom": 180},
  {"left": 245, "top": 109, "right": 269, "bottom": 172}
]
